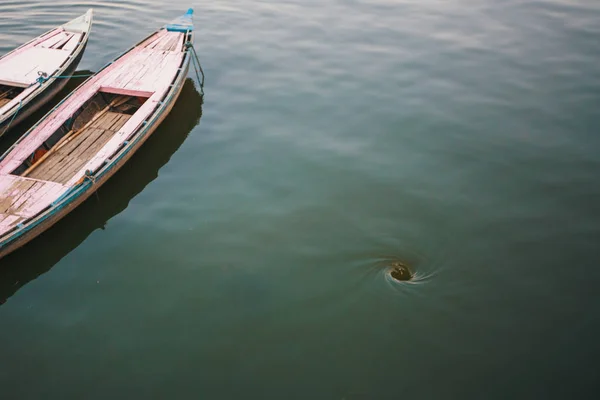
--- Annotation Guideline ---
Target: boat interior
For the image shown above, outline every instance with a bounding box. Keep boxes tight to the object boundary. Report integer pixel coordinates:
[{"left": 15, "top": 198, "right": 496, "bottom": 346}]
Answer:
[
  {"left": 11, "top": 91, "right": 149, "bottom": 184},
  {"left": 0, "top": 30, "right": 83, "bottom": 89},
  {"left": 0, "top": 84, "right": 25, "bottom": 108}
]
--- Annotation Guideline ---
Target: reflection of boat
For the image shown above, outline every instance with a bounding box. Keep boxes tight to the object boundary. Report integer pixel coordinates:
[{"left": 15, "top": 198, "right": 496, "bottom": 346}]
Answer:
[
  {"left": 0, "top": 78, "right": 203, "bottom": 304},
  {"left": 0, "top": 10, "right": 93, "bottom": 135},
  {"left": 0, "top": 9, "right": 196, "bottom": 258}
]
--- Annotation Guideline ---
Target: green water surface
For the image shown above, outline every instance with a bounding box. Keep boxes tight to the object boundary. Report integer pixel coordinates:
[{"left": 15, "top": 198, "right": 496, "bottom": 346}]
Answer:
[{"left": 0, "top": 1, "right": 599, "bottom": 398}]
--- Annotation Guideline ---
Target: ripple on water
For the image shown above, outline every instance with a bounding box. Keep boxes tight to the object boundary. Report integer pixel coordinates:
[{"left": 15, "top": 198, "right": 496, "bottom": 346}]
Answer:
[{"left": 352, "top": 249, "right": 444, "bottom": 297}]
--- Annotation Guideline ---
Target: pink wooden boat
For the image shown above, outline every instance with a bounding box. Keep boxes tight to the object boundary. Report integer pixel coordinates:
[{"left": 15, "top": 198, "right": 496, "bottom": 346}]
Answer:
[
  {"left": 0, "top": 9, "right": 195, "bottom": 259},
  {"left": 0, "top": 10, "right": 93, "bottom": 134}
]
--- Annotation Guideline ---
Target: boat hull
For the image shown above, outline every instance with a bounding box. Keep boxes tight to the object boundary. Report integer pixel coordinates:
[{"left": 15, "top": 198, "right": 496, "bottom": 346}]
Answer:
[
  {"left": 0, "top": 41, "right": 89, "bottom": 134},
  {"left": 0, "top": 54, "right": 190, "bottom": 259}
]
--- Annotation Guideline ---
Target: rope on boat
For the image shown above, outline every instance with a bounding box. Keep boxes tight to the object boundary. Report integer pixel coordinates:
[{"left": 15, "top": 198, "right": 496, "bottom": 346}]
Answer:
[
  {"left": 1, "top": 100, "right": 23, "bottom": 136},
  {"left": 1, "top": 72, "right": 92, "bottom": 135},
  {"left": 35, "top": 71, "right": 95, "bottom": 85},
  {"left": 75, "top": 170, "right": 97, "bottom": 187},
  {"left": 185, "top": 41, "right": 205, "bottom": 95},
  {"left": 4, "top": 44, "right": 204, "bottom": 135}
]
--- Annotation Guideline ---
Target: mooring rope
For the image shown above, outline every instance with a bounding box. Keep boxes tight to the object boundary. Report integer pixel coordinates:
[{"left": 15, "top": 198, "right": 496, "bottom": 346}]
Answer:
[
  {"left": 1, "top": 100, "right": 23, "bottom": 136},
  {"left": 185, "top": 41, "right": 205, "bottom": 95},
  {"left": 4, "top": 44, "right": 205, "bottom": 135},
  {"left": 1, "top": 72, "right": 93, "bottom": 135},
  {"left": 36, "top": 71, "right": 95, "bottom": 85}
]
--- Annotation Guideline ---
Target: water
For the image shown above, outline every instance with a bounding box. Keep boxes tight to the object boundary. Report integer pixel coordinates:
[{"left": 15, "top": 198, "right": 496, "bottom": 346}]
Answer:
[{"left": 0, "top": 1, "right": 599, "bottom": 398}]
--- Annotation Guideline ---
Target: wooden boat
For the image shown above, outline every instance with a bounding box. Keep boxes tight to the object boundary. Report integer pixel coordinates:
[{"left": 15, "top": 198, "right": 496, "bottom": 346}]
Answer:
[
  {"left": 0, "top": 10, "right": 93, "bottom": 135},
  {"left": 0, "top": 9, "right": 196, "bottom": 259}
]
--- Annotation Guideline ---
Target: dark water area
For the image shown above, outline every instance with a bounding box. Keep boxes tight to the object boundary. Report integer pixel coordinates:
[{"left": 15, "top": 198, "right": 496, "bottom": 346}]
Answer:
[{"left": 0, "top": 1, "right": 599, "bottom": 398}]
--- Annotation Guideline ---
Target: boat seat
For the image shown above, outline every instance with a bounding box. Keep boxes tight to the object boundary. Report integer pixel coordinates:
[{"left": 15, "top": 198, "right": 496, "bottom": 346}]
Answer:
[
  {"left": 0, "top": 174, "right": 69, "bottom": 236},
  {"left": 0, "top": 47, "right": 71, "bottom": 87}
]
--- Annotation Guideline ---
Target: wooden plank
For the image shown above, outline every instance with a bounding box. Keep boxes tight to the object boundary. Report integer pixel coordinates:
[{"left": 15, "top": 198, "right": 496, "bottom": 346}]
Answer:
[
  {"left": 90, "top": 111, "right": 120, "bottom": 130},
  {"left": 0, "top": 84, "right": 39, "bottom": 116},
  {"left": 53, "top": 127, "right": 117, "bottom": 183},
  {"left": 61, "top": 33, "right": 82, "bottom": 51},
  {"left": 23, "top": 96, "right": 129, "bottom": 177},
  {"left": 29, "top": 147, "right": 75, "bottom": 182},
  {"left": 38, "top": 32, "right": 70, "bottom": 49},
  {"left": 64, "top": 97, "right": 161, "bottom": 187},
  {"left": 121, "top": 62, "right": 156, "bottom": 90},
  {"left": 139, "top": 31, "right": 166, "bottom": 49},
  {"left": 0, "top": 179, "right": 36, "bottom": 214},
  {"left": 51, "top": 33, "right": 74, "bottom": 49},
  {"left": 148, "top": 34, "right": 166, "bottom": 50},
  {"left": 26, "top": 123, "right": 100, "bottom": 181},
  {"left": 56, "top": 126, "right": 102, "bottom": 158},
  {"left": 99, "top": 87, "right": 153, "bottom": 98},
  {"left": 9, "top": 181, "right": 45, "bottom": 214},
  {"left": 0, "top": 28, "right": 62, "bottom": 63},
  {"left": 27, "top": 127, "right": 100, "bottom": 181},
  {"left": 120, "top": 56, "right": 155, "bottom": 89},
  {"left": 0, "top": 29, "right": 185, "bottom": 178},
  {"left": 0, "top": 213, "right": 13, "bottom": 225},
  {"left": 0, "top": 179, "right": 25, "bottom": 212},
  {"left": 21, "top": 131, "right": 73, "bottom": 176},
  {"left": 125, "top": 52, "right": 181, "bottom": 92},
  {"left": 28, "top": 113, "right": 130, "bottom": 184},
  {"left": 0, "top": 215, "right": 23, "bottom": 234},
  {"left": 148, "top": 32, "right": 183, "bottom": 52},
  {"left": 0, "top": 47, "right": 71, "bottom": 86},
  {"left": 173, "top": 33, "right": 184, "bottom": 52},
  {"left": 0, "top": 175, "right": 24, "bottom": 193},
  {"left": 0, "top": 87, "right": 14, "bottom": 100},
  {"left": 0, "top": 175, "right": 68, "bottom": 234},
  {"left": 106, "top": 51, "right": 157, "bottom": 89},
  {"left": 51, "top": 156, "right": 90, "bottom": 184},
  {"left": 49, "top": 114, "right": 131, "bottom": 184},
  {"left": 114, "top": 114, "right": 132, "bottom": 130},
  {"left": 17, "top": 180, "right": 67, "bottom": 217},
  {"left": 69, "top": 127, "right": 111, "bottom": 157},
  {"left": 151, "top": 34, "right": 171, "bottom": 50}
]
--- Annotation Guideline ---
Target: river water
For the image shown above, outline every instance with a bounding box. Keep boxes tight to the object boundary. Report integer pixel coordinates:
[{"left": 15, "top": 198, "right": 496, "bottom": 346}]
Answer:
[{"left": 0, "top": 1, "right": 599, "bottom": 398}]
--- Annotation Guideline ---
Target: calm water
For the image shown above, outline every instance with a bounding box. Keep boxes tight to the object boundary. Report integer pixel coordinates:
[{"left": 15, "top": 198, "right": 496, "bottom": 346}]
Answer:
[{"left": 1, "top": 0, "right": 599, "bottom": 398}]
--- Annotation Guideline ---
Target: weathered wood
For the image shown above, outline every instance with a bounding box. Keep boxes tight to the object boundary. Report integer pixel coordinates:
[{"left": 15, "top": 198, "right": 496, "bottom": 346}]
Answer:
[
  {"left": 0, "top": 87, "right": 15, "bottom": 100},
  {"left": 0, "top": 47, "right": 72, "bottom": 87},
  {"left": 47, "top": 120, "right": 119, "bottom": 184},
  {"left": 98, "top": 87, "right": 153, "bottom": 98},
  {"left": 0, "top": 11, "right": 91, "bottom": 136},
  {"left": 61, "top": 33, "right": 82, "bottom": 51},
  {"left": 0, "top": 175, "right": 68, "bottom": 227},
  {"left": 0, "top": 34, "right": 183, "bottom": 173},
  {"left": 0, "top": 29, "right": 184, "bottom": 185},
  {"left": 20, "top": 129, "right": 72, "bottom": 177},
  {"left": 0, "top": 28, "right": 63, "bottom": 63},
  {"left": 0, "top": 27, "right": 188, "bottom": 257},
  {"left": 27, "top": 112, "right": 131, "bottom": 184},
  {"left": 38, "top": 32, "right": 71, "bottom": 49},
  {"left": 28, "top": 128, "right": 100, "bottom": 182},
  {"left": 0, "top": 85, "right": 39, "bottom": 116},
  {"left": 50, "top": 33, "right": 74, "bottom": 49},
  {"left": 139, "top": 31, "right": 166, "bottom": 49},
  {"left": 0, "top": 215, "right": 23, "bottom": 234},
  {"left": 0, "top": 179, "right": 34, "bottom": 213},
  {"left": 6, "top": 181, "right": 42, "bottom": 214},
  {"left": 22, "top": 97, "right": 128, "bottom": 177}
]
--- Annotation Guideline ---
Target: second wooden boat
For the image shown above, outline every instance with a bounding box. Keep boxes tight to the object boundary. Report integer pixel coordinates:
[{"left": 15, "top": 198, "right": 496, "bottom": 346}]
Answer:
[
  {"left": 0, "top": 9, "right": 196, "bottom": 259},
  {"left": 0, "top": 10, "right": 93, "bottom": 135}
]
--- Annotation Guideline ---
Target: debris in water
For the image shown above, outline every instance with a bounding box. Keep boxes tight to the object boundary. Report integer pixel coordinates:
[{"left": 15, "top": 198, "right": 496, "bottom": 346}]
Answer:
[{"left": 389, "top": 261, "right": 413, "bottom": 282}]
